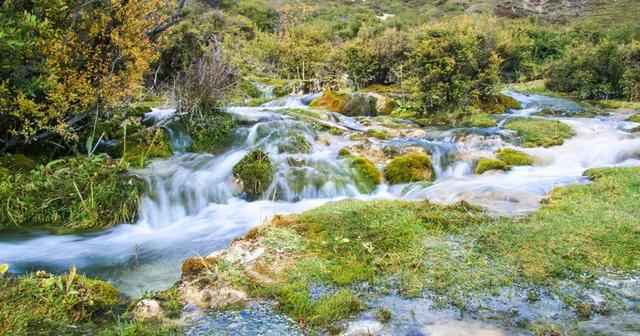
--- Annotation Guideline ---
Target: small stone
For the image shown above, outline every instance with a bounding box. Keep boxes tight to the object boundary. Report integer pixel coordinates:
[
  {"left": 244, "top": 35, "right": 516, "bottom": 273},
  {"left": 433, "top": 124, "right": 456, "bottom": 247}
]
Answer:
[{"left": 132, "top": 299, "right": 163, "bottom": 322}]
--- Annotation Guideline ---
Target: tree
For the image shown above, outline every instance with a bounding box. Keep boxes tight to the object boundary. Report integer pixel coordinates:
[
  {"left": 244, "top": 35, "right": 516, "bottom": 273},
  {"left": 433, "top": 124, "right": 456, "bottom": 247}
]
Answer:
[{"left": 0, "top": 0, "right": 176, "bottom": 154}]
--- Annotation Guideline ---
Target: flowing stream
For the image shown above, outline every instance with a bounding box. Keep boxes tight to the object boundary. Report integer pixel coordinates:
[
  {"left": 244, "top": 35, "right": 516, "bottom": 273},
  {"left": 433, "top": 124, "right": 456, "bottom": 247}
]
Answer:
[{"left": 1, "top": 90, "right": 639, "bottom": 334}]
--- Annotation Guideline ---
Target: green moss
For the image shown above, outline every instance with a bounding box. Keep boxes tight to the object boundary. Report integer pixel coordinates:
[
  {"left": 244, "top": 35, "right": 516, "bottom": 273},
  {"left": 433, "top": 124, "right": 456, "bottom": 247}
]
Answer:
[
  {"left": 349, "top": 156, "right": 382, "bottom": 193},
  {"left": 0, "top": 154, "right": 36, "bottom": 172},
  {"left": 462, "top": 113, "right": 498, "bottom": 127},
  {"left": 238, "top": 79, "right": 262, "bottom": 99},
  {"left": 365, "top": 129, "right": 390, "bottom": 140},
  {"left": 0, "top": 155, "right": 143, "bottom": 232},
  {"left": 628, "top": 114, "right": 640, "bottom": 123},
  {"left": 504, "top": 117, "right": 574, "bottom": 148},
  {"left": 186, "top": 112, "right": 235, "bottom": 154},
  {"left": 278, "top": 134, "right": 312, "bottom": 154},
  {"left": 233, "top": 150, "right": 274, "bottom": 200},
  {"left": 0, "top": 272, "right": 122, "bottom": 334},
  {"left": 495, "top": 148, "right": 533, "bottom": 166},
  {"left": 342, "top": 94, "right": 378, "bottom": 117},
  {"left": 475, "top": 158, "right": 511, "bottom": 175},
  {"left": 119, "top": 127, "right": 173, "bottom": 168},
  {"left": 384, "top": 153, "right": 433, "bottom": 184},
  {"left": 310, "top": 91, "right": 347, "bottom": 112},
  {"left": 338, "top": 148, "right": 351, "bottom": 157},
  {"left": 246, "top": 97, "right": 272, "bottom": 107},
  {"left": 476, "top": 93, "right": 522, "bottom": 113}
]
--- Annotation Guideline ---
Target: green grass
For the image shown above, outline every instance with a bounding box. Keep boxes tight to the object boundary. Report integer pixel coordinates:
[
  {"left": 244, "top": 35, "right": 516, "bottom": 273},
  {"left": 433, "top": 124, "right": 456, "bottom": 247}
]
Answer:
[
  {"left": 211, "top": 166, "right": 640, "bottom": 331},
  {"left": 0, "top": 271, "right": 121, "bottom": 334},
  {"left": 504, "top": 117, "right": 574, "bottom": 147},
  {"left": 0, "top": 155, "right": 143, "bottom": 232}
]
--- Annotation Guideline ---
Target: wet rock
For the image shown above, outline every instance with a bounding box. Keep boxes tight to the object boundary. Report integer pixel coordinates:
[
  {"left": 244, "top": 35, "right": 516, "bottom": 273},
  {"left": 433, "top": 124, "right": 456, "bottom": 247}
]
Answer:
[
  {"left": 342, "top": 94, "right": 378, "bottom": 117},
  {"left": 342, "top": 320, "right": 384, "bottom": 335},
  {"left": 132, "top": 299, "right": 163, "bottom": 322}
]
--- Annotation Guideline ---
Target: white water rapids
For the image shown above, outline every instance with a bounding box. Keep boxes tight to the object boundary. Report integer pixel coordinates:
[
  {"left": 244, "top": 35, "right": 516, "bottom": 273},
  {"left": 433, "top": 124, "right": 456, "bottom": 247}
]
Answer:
[{"left": 0, "top": 91, "right": 639, "bottom": 301}]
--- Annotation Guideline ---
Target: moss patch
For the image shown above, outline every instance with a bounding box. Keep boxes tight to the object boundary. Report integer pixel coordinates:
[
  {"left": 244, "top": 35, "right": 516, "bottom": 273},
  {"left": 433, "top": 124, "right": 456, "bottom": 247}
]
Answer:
[
  {"left": 628, "top": 114, "right": 640, "bottom": 123},
  {"left": 504, "top": 117, "right": 574, "bottom": 148},
  {"left": 0, "top": 154, "right": 36, "bottom": 172},
  {"left": 0, "top": 271, "right": 121, "bottom": 334},
  {"left": 348, "top": 156, "right": 382, "bottom": 193},
  {"left": 0, "top": 155, "right": 143, "bottom": 232},
  {"left": 495, "top": 148, "right": 533, "bottom": 166},
  {"left": 475, "top": 93, "right": 522, "bottom": 113},
  {"left": 233, "top": 150, "right": 274, "bottom": 200},
  {"left": 364, "top": 129, "right": 391, "bottom": 140},
  {"left": 310, "top": 91, "right": 347, "bottom": 112},
  {"left": 186, "top": 112, "right": 235, "bottom": 154},
  {"left": 475, "top": 158, "right": 511, "bottom": 175},
  {"left": 461, "top": 113, "right": 498, "bottom": 128},
  {"left": 384, "top": 153, "right": 433, "bottom": 184}
]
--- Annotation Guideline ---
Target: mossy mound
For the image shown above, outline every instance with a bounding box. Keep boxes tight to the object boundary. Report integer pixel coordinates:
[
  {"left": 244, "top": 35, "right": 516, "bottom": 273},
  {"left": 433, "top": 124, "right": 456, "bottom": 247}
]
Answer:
[
  {"left": 504, "top": 117, "right": 574, "bottom": 148},
  {"left": 365, "top": 129, "right": 390, "bottom": 140},
  {"left": 349, "top": 156, "right": 383, "bottom": 193},
  {"left": 310, "top": 91, "right": 347, "bottom": 112},
  {"left": 384, "top": 153, "right": 434, "bottom": 184},
  {"left": 0, "top": 272, "right": 121, "bottom": 334},
  {"left": 495, "top": 148, "right": 534, "bottom": 166},
  {"left": 0, "top": 155, "right": 143, "bottom": 232},
  {"left": 342, "top": 94, "right": 378, "bottom": 117},
  {"left": 375, "top": 95, "right": 399, "bottom": 115},
  {"left": 278, "top": 134, "right": 312, "bottom": 154},
  {"left": 186, "top": 112, "right": 235, "bottom": 154},
  {"left": 475, "top": 158, "right": 511, "bottom": 175},
  {"left": 117, "top": 127, "right": 173, "bottom": 167},
  {"left": 462, "top": 113, "right": 498, "bottom": 128},
  {"left": 233, "top": 150, "right": 274, "bottom": 200},
  {"left": 476, "top": 94, "right": 522, "bottom": 113}
]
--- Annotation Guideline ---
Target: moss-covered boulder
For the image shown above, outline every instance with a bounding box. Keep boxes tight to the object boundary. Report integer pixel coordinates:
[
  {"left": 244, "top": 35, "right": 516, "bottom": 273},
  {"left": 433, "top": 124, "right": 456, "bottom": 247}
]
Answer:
[
  {"left": 475, "top": 158, "right": 511, "bottom": 175},
  {"left": 476, "top": 93, "right": 522, "bottom": 113},
  {"left": 384, "top": 153, "right": 434, "bottom": 184},
  {"left": 628, "top": 114, "right": 640, "bottom": 123},
  {"left": 495, "top": 148, "right": 533, "bottom": 166},
  {"left": 186, "top": 112, "right": 235, "bottom": 154},
  {"left": 233, "top": 150, "right": 274, "bottom": 200},
  {"left": 349, "top": 156, "right": 383, "bottom": 193},
  {"left": 462, "top": 113, "right": 498, "bottom": 128},
  {"left": 310, "top": 91, "right": 347, "bottom": 112},
  {"left": 278, "top": 134, "right": 312, "bottom": 154},
  {"left": 342, "top": 94, "right": 378, "bottom": 117},
  {"left": 365, "top": 129, "right": 391, "bottom": 140},
  {"left": 375, "top": 95, "right": 398, "bottom": 115}
]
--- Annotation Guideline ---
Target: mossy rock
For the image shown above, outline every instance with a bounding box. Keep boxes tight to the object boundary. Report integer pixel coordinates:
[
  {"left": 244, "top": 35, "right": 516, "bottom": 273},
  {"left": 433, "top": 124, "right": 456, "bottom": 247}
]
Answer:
[
  {"left": 476, "top": 94, "right": 522, "bottom": 113},
  {"left": 310, "top": 91, "right": 347, "bottom": 112},
  {"left": 187, "top": 112, "right": 236, "bottom": 154},
  {"left": 495, "top": 148, "right": 533, "bottom": 166},
  {"left": 365, "top": 129, "right": 390, "bottom": 140},
  {"left": 462, "top": 113, "right": 498, "bottom": 128},
  {"left": 233, "top": 150, "right": 274, "bottom": 200},
  {"left": 342, "top": 94, "right": 378, "bottom": 117},
  {"left": 349, "top": 156, "right": 383, "bottom": 193},
  {"left": 278, "top": 135, "right": 312, "bottom": 154},
  {"left": 116, "top": 127, "right": 173, "bottom": 167},
  {"left": 384, "top": 153, "right": 434, "bottom": 184},
  {"left": 128, "top": 105, "right": 153, "bottom": 118},
  {"left": 0, "top": 154, "right": 36, "bottom": 172},
  {"left": 338, "top": 148, "right": 352, "bottom": 157},
  {"left": 628, "top": 114, "right": 640, "bottom": 123},
  {"left": 475, "top": 158, "right": 511, "bottom": 175},
  {"left": 504, "top": 118, "right": 574, "bottom": 148},
  {"left": 375, "top": 95, "right": 398, "bottom": 115}
]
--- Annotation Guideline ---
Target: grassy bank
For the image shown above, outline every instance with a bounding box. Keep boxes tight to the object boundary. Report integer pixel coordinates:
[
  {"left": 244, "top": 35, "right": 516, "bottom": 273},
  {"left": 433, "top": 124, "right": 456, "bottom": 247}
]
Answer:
[{"left": 183, "top": 166, "right": 640, "bottom": 332}]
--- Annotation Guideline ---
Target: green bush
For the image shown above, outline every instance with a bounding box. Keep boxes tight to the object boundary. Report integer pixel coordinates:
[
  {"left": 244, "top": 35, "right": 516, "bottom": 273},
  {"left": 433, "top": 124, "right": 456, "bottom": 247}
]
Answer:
[
  {"left": 0, "top": 155, "right": 143, "bottom": 232},
  {"left": 233, "top": 150, "right": 274, "bottom": 200},
  {"left": 475, "top": 158, "right": 511, "bottom": 175},
  {"left": 384, "top": 153, "right": 433, "bottom": 184}
]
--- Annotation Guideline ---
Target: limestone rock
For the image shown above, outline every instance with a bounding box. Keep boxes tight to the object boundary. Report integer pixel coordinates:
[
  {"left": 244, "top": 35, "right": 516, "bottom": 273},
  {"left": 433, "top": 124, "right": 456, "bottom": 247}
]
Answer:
[{"left": 132, "top": 299, "right": 163, "bottom": 322}]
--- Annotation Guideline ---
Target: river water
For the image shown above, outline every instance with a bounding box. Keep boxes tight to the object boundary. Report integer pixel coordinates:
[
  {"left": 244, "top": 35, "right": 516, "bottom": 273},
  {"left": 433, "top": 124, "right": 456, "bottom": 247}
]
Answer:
[{"left": 1, "top": 91, "right": 639, "bottom": 335}]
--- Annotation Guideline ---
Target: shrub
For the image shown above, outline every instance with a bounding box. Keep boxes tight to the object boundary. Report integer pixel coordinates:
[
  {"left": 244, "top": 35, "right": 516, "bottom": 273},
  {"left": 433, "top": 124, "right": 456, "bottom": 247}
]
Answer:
[
  {"left": 495, "top": 148, "right": 533, "bottom": 166},
  {"left": 475, "top": 158, "right": 511, "bottom": 175},
  {"left": 384, "top": 153, "right": 433, "bottom": 184},
  {"left": 233, "top": 150, "right": 274, "bottom": 200}
]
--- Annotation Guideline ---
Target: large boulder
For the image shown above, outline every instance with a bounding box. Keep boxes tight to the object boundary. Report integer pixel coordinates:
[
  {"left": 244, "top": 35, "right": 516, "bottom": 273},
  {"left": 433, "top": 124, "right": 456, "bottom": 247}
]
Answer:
[{"left": 342, "top": 94, "right": 378, "bottom": 117}]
